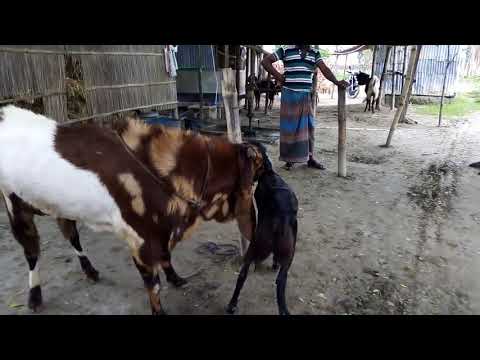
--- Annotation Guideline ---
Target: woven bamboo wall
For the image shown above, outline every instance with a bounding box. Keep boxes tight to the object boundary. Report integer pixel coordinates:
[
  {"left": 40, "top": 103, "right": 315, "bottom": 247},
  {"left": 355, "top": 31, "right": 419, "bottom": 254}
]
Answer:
[
  {"left": 0, "top": 45, "right": 178, "bottom": 124},
  {"left": 0, "top": 45, "right": 68, "bottom": 121}
]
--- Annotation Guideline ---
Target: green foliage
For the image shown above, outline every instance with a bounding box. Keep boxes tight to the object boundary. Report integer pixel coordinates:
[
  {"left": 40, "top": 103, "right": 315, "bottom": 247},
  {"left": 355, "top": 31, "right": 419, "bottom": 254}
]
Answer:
[{"left": 414, "top": 77, "right": 480, "bottom": 117}]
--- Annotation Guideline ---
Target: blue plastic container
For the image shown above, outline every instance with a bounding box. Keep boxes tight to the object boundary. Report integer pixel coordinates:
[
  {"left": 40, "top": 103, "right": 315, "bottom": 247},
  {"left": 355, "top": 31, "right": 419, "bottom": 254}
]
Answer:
[{"left": 139, "top": 111, "right": 180, "bottom": 128}]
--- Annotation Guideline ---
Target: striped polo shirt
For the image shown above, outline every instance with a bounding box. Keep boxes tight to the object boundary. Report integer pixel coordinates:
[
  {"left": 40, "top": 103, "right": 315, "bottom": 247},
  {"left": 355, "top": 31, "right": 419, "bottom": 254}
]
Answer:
[{"left": 273, "top": 45, "right": 323, "bottom": 92}]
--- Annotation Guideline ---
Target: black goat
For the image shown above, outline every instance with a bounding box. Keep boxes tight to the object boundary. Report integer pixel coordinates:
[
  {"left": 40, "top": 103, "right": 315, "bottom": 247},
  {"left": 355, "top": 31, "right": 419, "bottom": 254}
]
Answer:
[{"left": 226, "top": 141, "right": 298, "bottom": 315}]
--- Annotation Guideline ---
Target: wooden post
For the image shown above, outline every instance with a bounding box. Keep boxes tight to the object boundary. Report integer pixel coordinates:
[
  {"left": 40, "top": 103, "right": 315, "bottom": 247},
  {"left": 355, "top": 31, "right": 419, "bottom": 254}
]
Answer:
[
  {"left": 221, "top": 68, "right": 242, "bottom": 144},
  {"left": 376, "top": 45, "right": 392, "bottom": 109},
  {"left": 438, "top": 45, "right": 451, "bottom": 127},
  {"left": 399, "top": 45, "right": 422, "bottom": 123},
  {"left": 390, "top": 46, "right": 397, "bottom": 110},
  {"left": 371, "top": 45, "right": 377, "bottom": 78},
  {"left": 235, "top": 46, "right": 241, "bottom": 95},
  {"left": 224, "top": 45, "right": 229, "bottom": 68},
  {"left": 197, "top": 45, "right": 204, "bottom": 120},
  {"left": 385, "top": 45, "right": 418, "bottom": 147},
  {"left": 331, "top": 45, "right": 339, "bottom": 99},
  {"left": 338, "top": 87, "right": 347, "bottom": 177},
  {"left": 221, "top": 67, "right": 246, "bottom": 255},
  {"left": 250, "top": 47, "right": 256, "bottom": 78},
  {"left": 401, "top": 45, "right": 407, "bottom": 94},
  {"left": 343, "top": 54, "right": 349, "bottom": 79}
]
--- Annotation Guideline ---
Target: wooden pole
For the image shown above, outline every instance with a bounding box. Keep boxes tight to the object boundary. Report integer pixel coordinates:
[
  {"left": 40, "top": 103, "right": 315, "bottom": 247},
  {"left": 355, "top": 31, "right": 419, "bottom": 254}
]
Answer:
[
  {"left": 385, "top": 45, "right": 418, "bottom": 147},
  {"left": 197, "top": 45, "right": 204, "bottom": 120},
  {"left": 223, "top": 45, "right": 229, "bottom": 68},
  {"left": 250, "top": 48, "right": 256, "bottom": 78},
  {"left": 221, "top": 67, "right": 246, "bottom": 255},
  {"left": 376, "top": 45, "right": 392, "bottom": 109},
  {"left": 390, "top": 46, "right": 397, "bottom": 110},
  {"left": 221, "top": 68, "right": 242, "bottom": 144},
  {"left": 338, "top": 87, "right": 347, "bottom": 177},
  {"left": 331, "top": 45, "right": 339, "bottom": 99},
  {"left": 438, "top": 45, "right": 451, "bottom": 127},
  {"left": 399, "top": 45, "right": 422, "bottom": 123},
  {"left": 401, "top": 45, "right": 407, "bottom": 94},
  {"left": 371, "top": 45, "right": 377, "bottom": 78},
  {"left": 235, "top": 46, "right": 241, "bottom": 95}
]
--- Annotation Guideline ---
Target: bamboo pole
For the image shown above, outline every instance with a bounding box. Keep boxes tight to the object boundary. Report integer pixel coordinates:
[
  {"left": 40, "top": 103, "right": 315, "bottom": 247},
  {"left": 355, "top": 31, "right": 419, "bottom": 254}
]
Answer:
[
  {"left": 438, "top": 45, "right": 451, "bottom": 127},
  {"left": 376, "top": 46, "right": 392, "bottom": 109},
  {"left": 399, "top": 45, "right": 422, "bottom": 123},
  {"left": 385, "top": 45, "right": 418, "bottom": 147},
  {"left": 391, "top": 46, "right": 397, "bottom": 110},
  {"left": 370, "top": 45, "right": 377, "bottom": 78},
  {"left": 338, "top": 87, "right": 347, "bottom": 177},
  {"left": 221, "top": 68, "right": 246, "bottom": 255},
  {"left": 224, "top": 45, "right": 230, "bottom": 68},
  {"left": 221, "top": 68, "right": 242, "bottom": 144},
  {"left": 401, "top": 45, "right": 407, "bottom": 94},
  {"left": 331, "top": 45, "right": 339, "bottom": 99}
]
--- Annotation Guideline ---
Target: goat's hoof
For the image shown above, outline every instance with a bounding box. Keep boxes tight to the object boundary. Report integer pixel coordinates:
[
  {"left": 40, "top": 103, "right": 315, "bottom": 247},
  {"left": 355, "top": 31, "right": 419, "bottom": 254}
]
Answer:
[
  {"left": 28, "top": 286, "right": 43, "bottom": 313},
  {"left": 79, "top": 256, "right": 100, "bottom": 282},
  {"left": 279, "top": 309, "right": 290, "bottom": 316},
  {"left": 152, "top": 308, "right": 167, "bottom": 315},
  {"left": 86, "top": 268, "right": 100, "bottom": 282},
  {"left": 167, "top": 275, "right": 188, "bottom": 288},
  {"left": 225, "top": 304, "right": 237, "bottom": 314}
]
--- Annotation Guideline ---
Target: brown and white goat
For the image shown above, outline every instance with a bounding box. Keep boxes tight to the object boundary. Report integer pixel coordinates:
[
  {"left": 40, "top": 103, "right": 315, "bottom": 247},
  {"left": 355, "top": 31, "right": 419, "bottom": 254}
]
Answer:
[{"left": 0, "top": 105, "right": 264, "bottom": 314}]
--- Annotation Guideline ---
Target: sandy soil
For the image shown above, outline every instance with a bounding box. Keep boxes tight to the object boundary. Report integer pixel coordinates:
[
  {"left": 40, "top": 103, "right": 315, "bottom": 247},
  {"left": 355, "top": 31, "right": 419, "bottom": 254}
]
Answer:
[{"left": 1, "top": 95, "right": 480, "bottom": 315}]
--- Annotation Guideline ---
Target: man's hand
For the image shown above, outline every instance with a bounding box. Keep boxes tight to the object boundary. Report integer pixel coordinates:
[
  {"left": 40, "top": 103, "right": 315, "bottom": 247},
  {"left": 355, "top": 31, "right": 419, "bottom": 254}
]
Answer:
[
  {"left": 274, "top": 74, "right": 285, "bottom": 86},
  {"left": 336, "top": 80, "right": 349, "bottom": 89}
]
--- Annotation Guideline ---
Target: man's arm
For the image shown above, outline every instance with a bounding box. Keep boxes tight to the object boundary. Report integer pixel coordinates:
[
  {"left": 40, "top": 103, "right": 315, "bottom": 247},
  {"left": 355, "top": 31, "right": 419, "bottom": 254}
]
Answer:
[
  {"left": 317, "top": 60, "right": 348, "bottom": 88},
  {"left": 261, "top": 54, "right": 285, "bottom": 84}
]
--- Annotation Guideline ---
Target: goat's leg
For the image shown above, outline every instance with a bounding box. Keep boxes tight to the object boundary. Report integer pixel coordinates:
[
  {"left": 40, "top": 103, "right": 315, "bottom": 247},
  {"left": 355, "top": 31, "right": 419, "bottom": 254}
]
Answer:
[
  {"left": 56, "top": 218, "right": 99, "bottom": 282},
  {"left": 2, "top": 192, "right": 43, "bottom": 312},
  {"left": 275, "top": 260, "right": 293, "bottom": 315},
  {"left": 364, "top": 99, "right": 369, "bottom": 112},
  {"left": 159, "top": 251, "right": 187, "bottom": 288},
  {"left": 226, "top": 245, "right": 255, "bottom": 314},
  {"left": 272, "top": 254, "right": 279, "bottom": 271},
  {"left": 132, "top": 257, "right": 166, "bottom": 315}
]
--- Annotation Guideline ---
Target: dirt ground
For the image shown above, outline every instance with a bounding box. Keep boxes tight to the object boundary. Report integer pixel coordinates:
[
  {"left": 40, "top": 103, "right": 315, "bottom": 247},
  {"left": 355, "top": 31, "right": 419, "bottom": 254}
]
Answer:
[{"left": 1, "top": 93, "right": 480, "bottom": 315}]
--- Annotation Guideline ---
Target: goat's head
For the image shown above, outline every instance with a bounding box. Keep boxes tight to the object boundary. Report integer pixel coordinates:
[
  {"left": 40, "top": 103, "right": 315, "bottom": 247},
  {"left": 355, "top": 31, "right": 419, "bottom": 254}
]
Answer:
[
  {"left": 245, "top": 140, "right": 273, "bottom": 180},
  {"left": 355, "top": 71, "right": 371, "bottom": 86}
]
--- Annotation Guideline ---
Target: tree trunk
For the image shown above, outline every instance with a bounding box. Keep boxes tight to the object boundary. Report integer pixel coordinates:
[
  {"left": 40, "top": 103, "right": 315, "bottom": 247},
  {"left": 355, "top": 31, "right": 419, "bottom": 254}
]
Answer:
[
  {"left": 376, "top": 46, "right": 392, "bottom": 109},
  {"left": 390, "top": 46, "right": 397, "bottom": 110},
  {"left": 399, "top": 45, "right": 422, "bottom": 124},
  {"left": 385, "top": 45, "right": 418, "bottom": 147},
  {"left": 438, "top": 45, "right": 451, "bottom": 127}
]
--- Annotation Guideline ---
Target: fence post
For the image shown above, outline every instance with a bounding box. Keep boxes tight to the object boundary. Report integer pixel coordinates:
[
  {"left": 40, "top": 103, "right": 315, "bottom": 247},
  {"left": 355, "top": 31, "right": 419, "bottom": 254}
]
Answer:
[
  {"left": 338, "top": 87, "right": 347, "bottom": 177},
  {"left": 221, "top": 68, "right": 242, "bottom": 144}
]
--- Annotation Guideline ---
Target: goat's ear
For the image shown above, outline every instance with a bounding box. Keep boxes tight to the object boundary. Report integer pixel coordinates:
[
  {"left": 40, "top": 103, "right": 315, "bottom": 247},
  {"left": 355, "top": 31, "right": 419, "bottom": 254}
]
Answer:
[{"left": 247, "top": 146, "right": 257, "bottom": 160}]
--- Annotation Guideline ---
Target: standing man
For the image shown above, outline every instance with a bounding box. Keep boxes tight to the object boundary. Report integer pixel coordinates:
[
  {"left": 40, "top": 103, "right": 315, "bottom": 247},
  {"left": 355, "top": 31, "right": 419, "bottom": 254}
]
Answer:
[{"left": 262, "top": 45, "right": 348, "bottom": 170}]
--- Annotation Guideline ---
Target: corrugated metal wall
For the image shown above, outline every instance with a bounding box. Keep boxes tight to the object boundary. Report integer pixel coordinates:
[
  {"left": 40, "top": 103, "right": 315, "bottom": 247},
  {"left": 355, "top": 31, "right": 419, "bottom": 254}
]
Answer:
[
  {"left": 176, "top": 45, "right": 216, "bottom": 70},
  {"left": 374, "top": 45, "right": 461, "bottom": 97}
]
